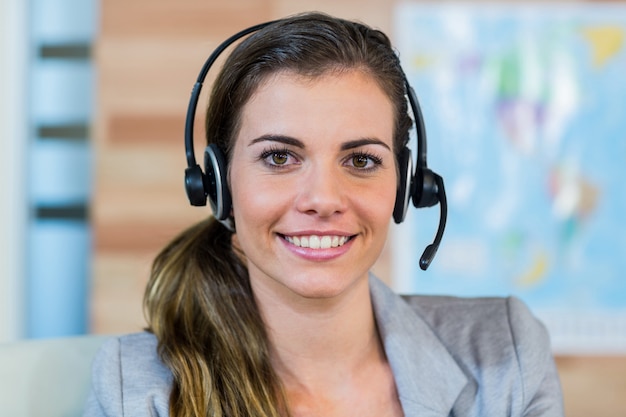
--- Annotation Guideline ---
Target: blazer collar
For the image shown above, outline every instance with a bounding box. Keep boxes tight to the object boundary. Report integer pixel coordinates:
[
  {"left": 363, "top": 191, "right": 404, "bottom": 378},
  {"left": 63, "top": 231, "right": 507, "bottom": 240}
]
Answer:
[{"left": 370, "top": 276, "right": 468, "bottom": 417}]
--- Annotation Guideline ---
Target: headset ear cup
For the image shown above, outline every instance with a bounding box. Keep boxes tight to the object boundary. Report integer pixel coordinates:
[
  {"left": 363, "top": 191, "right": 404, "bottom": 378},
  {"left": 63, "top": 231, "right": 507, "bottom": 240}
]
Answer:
[
  {"left": 393, "top": 146, "right": 413, "bottom": 224},
  {"left": 413, "top": 167, "right": 440, "bottom": 208},
  {"left": 184, "top": 164, "right": 208, "bottom": 206},
  {"left": 204, "top": 144, "right": 232, "bottom": 220}
]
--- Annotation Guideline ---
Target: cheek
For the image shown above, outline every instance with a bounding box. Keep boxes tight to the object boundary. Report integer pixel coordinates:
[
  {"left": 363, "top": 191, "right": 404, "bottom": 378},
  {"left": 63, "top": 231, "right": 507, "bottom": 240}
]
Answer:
[
  {"left": 376, "top": 190, "right": 398, "bottom": 223},
  {"left": 230, "top": 176, "right": 292, "bottom": 221},
  {"left": 354, "top": 181, "right": 397, "bottom": 223}
]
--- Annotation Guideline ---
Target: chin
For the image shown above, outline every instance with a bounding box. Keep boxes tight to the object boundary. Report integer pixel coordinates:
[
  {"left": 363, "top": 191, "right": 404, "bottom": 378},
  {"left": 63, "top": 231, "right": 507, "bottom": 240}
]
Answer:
[{"left": 284, "top": 271, "right": 369, "bottom": 301}]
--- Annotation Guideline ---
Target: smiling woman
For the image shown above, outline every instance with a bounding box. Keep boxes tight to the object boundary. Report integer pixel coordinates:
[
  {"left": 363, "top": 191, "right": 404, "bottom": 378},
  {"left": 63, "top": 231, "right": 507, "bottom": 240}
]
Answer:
[
  {"left": 83, "top": 12, "right": 564, "bottom": 417},
  {"left": 231, "top": 70, "right": 397, "bottom": 302}
]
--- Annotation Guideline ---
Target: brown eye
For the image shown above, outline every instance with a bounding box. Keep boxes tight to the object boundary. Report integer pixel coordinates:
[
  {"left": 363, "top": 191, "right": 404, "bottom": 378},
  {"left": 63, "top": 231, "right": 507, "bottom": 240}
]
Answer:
[
  {"left": 271, "top": 152, "right": 289, "bottom": 165},
  {"left": 344, "top": 152, "right": 382, "bottom": 172},
  {"left": 352, "top": 154, "right": 369, "bottom": 168},
  {"left": 260, "top": 148, "right": 299, "bottom": 169}
]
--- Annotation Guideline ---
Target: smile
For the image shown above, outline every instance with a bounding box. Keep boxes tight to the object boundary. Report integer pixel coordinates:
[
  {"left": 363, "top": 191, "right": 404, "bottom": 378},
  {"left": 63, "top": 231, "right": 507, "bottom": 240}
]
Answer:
[{"left": 283, "top": 234, "right": 351, "bottom": 249}]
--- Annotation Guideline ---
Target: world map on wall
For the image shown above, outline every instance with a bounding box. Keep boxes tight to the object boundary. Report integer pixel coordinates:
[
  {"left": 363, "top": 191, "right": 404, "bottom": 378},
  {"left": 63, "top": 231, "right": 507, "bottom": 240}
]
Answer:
[{"left": 392, "top": 3, "right": 626, "bottom": 352}]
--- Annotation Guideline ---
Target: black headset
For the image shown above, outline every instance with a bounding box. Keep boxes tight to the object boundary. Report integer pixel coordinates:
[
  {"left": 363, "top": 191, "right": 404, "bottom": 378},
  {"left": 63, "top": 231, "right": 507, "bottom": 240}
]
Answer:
[{"left": 183, "top": 19, "right": 447, "bottom": 270}]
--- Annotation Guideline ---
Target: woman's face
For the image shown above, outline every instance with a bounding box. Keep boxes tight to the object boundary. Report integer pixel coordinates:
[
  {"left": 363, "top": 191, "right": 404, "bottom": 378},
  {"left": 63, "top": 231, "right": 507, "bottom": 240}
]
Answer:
[{"left": 229, "top": 69, "right": 397, "bottom": 302}]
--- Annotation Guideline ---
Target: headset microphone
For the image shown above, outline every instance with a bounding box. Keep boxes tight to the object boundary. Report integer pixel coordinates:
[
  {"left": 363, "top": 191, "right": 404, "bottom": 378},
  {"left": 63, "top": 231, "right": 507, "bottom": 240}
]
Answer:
[
  {"left": 183, "top": 19, "right": 448, "bottom": 269},
  {"left": 399, "top": 83, "right": 448, "bottom": 270},
  {"left": 417, "top": 173, "right": 447, "bottom": 270}
]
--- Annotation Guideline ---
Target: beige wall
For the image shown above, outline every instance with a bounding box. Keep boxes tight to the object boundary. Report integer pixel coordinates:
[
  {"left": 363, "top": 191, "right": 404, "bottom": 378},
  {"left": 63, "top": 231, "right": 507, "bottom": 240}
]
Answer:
[{"left": 93, "top": 1, "right": 626, "bottom": 416}]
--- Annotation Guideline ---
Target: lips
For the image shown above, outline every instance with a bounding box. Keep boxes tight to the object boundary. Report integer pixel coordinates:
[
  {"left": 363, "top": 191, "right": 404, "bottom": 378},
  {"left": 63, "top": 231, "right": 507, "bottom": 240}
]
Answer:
[{"left": 283, "top": 234, "right": 352, "bottom": 249}]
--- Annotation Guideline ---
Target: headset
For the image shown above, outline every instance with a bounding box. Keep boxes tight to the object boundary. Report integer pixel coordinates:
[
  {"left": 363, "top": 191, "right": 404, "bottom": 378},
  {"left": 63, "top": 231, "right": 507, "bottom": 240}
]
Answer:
[{"left": 183, "top": 19, "right": 447, "bottom": 270}]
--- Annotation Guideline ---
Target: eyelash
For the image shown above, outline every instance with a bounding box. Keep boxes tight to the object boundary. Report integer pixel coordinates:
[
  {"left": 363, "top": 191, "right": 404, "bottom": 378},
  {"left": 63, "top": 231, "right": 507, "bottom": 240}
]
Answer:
[
  {"left": 258, "top": 147, "right": 384, "bottom": 172},
  {"left": 259, "top": 146, "right": 298, "bottom": 169},
  {"left": 345, "top": 151, "right": 383, "bottom": 172}
]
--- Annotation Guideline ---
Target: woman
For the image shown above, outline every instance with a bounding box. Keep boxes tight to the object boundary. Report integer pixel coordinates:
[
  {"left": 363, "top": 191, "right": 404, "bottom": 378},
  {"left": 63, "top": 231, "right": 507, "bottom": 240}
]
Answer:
[{"left": 84, "top": 12, "right": 564, "bottom": 417}]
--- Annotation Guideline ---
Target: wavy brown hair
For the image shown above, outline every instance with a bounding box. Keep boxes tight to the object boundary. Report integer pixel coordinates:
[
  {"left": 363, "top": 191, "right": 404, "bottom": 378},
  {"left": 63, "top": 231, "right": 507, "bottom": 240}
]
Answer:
[{"left": 144, "top": 12, "right": 413, "bottom": 417}]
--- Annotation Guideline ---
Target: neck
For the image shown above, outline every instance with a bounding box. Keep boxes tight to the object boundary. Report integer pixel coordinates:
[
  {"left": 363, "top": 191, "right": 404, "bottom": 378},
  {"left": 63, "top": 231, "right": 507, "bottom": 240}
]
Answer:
[{"left": 253, "top": 275, "right": 382, "bottom": 389}]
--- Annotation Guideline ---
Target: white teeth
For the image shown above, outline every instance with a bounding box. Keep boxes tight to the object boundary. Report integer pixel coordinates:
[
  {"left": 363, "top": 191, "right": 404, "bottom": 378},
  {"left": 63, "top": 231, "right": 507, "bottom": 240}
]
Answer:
[
  {"left": 285, "top": 234, "right": 349, "bottom": 249},
  {"left": 309, "top": 235, "right": 320, "bottom": 249}
]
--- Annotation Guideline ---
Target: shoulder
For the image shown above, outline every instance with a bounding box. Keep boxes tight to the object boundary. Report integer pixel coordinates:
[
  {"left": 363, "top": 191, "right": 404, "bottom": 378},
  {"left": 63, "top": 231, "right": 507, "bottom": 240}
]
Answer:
[
  {"left": 84, "top": 332, "right": 171, "bottom": 416},
  {"left": 402, "top": 294, "right": 547, "bottom": 347},
  {"left": 403, "top": 295, "right": 563, "bottom": 416},
  {"left": 92, "top": 332, "right": 167, "bottom": 378},
  {"left": 403, "top": 294, "right": 551, "bottom": 376},
  {"left": 103, "top": 332, "right": 164, "bottom": 365}
]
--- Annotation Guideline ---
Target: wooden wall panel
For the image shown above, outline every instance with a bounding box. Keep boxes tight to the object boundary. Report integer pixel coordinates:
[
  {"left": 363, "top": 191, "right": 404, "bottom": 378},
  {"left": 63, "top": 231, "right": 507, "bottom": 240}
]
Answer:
[
  {"left": 94, "top": 1, "right": 626, "bottom": 415},
  {"left": 101, "top": 0, "right": 273, "bottom": 37},
  {"left": 274, "top": 0, "right": 393, "bottom": 33},
  {"left": 556, "top": 356, "right": 626, "bottom": 417},
  {"left": 90, "top": 253, "right": 151, "bottom": 334}
]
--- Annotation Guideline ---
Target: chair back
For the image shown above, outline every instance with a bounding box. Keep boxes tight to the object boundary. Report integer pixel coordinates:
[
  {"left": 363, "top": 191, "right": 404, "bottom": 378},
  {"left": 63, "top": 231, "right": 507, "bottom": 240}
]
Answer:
[{"left": 0, "top": 335, "right": 109, "bottom": 417}]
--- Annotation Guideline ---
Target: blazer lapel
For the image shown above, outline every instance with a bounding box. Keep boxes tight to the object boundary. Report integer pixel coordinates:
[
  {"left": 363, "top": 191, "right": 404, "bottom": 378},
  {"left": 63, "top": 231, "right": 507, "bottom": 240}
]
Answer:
[{"left": 370, "top": 276, "right": 468, "bottom": 417}]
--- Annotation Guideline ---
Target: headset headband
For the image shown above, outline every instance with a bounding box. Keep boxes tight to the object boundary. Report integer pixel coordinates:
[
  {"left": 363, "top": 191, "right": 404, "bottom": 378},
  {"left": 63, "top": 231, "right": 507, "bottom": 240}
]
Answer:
[{"left": 183, "top": 18, "right": 447, "bottom": 270}]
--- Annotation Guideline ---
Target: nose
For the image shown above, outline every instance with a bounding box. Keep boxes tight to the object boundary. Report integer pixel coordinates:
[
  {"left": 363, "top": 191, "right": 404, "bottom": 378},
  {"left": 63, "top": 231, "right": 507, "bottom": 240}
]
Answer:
[{"left": 294, "top": 164, "right": 347, "bottom": 218}]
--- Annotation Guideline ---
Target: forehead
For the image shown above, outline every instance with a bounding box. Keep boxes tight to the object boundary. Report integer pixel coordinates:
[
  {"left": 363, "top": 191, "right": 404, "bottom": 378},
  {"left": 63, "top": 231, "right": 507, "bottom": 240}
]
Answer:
[
  {"left": 236, "top": 69, "right": 395, "bottom": 144},
  {"left": 250, "top": 68, "right": 389, "bottom": 103}
]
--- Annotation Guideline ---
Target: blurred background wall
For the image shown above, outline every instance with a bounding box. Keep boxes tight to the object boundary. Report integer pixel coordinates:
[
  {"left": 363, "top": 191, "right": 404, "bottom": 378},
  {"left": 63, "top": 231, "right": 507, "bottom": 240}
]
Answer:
[
  {"left": 0, "top": 0, "right": 28, "bottom": 343},
  {"left": 1, "top": 0, "right": 97, "bottom": 341},
  {"left": 2, "top": 0, "right": 625, "bottom": 416}
]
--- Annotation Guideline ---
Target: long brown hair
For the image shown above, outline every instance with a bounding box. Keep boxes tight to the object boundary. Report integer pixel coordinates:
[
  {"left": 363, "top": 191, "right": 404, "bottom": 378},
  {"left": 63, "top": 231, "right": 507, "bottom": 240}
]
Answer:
[{"left": 144, "top": 12, "right": 412, "bottom": 417}]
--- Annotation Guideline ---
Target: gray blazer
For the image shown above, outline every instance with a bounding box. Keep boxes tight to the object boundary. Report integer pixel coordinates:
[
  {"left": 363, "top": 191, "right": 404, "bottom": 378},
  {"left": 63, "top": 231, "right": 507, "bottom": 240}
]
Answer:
[{"left": 83, "top": 276, "right": 564, "bottom": 416}]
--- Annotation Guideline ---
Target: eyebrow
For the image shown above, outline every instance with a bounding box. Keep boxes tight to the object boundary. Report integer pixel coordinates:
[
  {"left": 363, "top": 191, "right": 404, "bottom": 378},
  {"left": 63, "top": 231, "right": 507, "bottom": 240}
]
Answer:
[
  {"left": 248, "top": 135, "right": 391, "bottom": 151},
  {"left": 340, "top": 138, "right": 391, "bottom": 151},
  {"left": 249, "top": 135, "right": 305, "bottom": 148}
]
